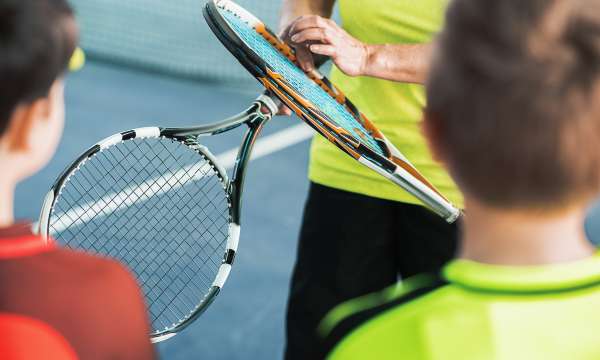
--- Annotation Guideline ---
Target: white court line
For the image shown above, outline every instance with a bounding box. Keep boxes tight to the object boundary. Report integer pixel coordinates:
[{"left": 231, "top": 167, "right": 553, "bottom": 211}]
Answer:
[
  {"left": 211, "top": 122, "right": 314, "bottom": 166},
  {"left": 49, "top": 123, "right": 314, "bottom": 233}
]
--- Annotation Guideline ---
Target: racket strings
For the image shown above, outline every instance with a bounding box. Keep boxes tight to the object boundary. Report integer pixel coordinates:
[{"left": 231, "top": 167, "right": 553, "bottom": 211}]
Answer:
[
  {"left": 49, "top": 138, "right": 230, "bottom": 333},
  {"left": 56, "top": 143, "right": 227, "bottom": 330},
  {"left": 219, "top": 7, "right": 385, "bottom": 156}
]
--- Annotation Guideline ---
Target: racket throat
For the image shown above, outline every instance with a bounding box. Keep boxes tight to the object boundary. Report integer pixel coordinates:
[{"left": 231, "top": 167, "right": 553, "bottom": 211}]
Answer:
[{"left": 228, "top": 108, "right": 271, "bottom": 224}]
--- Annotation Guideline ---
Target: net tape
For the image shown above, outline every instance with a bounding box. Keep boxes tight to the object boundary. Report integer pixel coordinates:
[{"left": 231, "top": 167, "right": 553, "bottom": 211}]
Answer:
[{"left": 72, "top": 0, "right": 280, "bottom": 82}]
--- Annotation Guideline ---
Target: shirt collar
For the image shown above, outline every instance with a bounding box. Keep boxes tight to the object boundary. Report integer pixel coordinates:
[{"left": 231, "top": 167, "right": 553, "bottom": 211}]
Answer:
[
  {"left": 0, "top": 222, "right": 55, "bottom": 259},
  {"left": 443, "top": 252, "right": 600, "bottom": 294}
]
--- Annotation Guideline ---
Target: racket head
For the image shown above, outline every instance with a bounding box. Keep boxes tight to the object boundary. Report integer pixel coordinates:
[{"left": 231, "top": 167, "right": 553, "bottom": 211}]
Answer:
[
  {"left": 203, "top": 1, "right": 388, "bottom": 159},
  {"left": 38, "top": 127, "right": 238, "bottom": 342},
  {"left": 204, "top": 0, "right": 460, "bottom": 221}
]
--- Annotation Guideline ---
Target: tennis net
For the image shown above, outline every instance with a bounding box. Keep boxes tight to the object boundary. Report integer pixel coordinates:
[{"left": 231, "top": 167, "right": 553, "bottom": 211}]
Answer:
[{"left": 71, "top": 0, "right": 282, "bottom": 83}]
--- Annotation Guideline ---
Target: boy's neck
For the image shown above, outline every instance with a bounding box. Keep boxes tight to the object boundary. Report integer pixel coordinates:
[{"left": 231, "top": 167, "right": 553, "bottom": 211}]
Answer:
[
  {"left": 459, "top": 199, "right": 595, "bottom": 266},
  {"left": 0, "top": 176, "right": 15, "bottom": 228}
]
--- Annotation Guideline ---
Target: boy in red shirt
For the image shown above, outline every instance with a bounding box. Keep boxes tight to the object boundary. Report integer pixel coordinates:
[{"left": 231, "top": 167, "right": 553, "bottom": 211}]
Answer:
[{"left": 0, "top": 1, "right": 156, "bottom": 358}]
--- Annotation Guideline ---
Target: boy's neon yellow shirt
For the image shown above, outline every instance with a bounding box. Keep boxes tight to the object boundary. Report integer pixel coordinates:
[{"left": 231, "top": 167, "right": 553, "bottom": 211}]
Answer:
[
  {"left": 321, "top": 252, "right": 600, "bottom": 359},
  {"left": 309, "top": 0, "right": 463, "bottom": 207}
]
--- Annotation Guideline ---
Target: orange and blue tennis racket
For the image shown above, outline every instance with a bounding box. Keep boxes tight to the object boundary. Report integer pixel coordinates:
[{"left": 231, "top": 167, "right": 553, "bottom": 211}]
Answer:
[{"left": 204, "top": 0, "right": 460, "bottom": 222}]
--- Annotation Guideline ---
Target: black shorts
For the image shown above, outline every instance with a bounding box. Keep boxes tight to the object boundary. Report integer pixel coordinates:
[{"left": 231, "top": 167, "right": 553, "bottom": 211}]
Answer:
[{"left": 284, "top": 182, "right": 458, "bottom": 359}]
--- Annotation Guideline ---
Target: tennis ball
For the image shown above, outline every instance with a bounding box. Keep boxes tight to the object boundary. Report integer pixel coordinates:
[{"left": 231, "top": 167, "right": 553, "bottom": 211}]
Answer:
[{"left": 69, "top": 47, "right": 86, "bottom": 72}]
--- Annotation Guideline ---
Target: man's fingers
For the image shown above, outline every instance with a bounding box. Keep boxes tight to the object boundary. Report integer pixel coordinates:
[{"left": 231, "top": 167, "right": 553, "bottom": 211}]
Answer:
[
  {"left": 309, "top": 44, "right": 336, "bottom": 57},
  {"left": 296, "top": 46, "right": 315, "bottom": 71},
  {"left": 279, "top": 24, "right": 291, "bottom": 41},
  {"left": 291, "top": 28, "right": 331, "bottom": 44},
  {"left": 289, "top": 15, "right": 333, "bottom": 34},
  {"left": 277, "top": 104, "right": 292, "bottom": 116},
  {"left": 281, "top": 15, "right": 339, "bottom": 71}
]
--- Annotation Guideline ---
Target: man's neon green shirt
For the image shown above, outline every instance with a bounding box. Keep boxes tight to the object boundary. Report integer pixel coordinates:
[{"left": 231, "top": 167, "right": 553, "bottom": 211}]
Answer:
[
  {"left": 320, "top": 253, "right": 600, "bottom": 359},
  {"left": 309, "top": 0, "right": 462, "bottom": 206}
]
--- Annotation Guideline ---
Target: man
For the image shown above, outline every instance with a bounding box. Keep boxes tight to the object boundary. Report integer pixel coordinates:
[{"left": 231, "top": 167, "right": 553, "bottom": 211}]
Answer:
[
  {"left": 0, "top": 1, "right": 155, "bottom": 358},
  {"left": 279, "top": 0, "right": 460, "bottom": 358},
  {"left": 320, "top": 0, "right": 600, "bottom": 358}
]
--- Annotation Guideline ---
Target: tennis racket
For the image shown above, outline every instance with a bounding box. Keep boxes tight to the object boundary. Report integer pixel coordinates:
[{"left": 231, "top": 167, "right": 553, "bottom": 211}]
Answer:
[
  {"left": 204, "top": 0, "right": 461, "bottom": 223},
  {"left": 38, "top": 93, "right": 280, "bottom": 343}
]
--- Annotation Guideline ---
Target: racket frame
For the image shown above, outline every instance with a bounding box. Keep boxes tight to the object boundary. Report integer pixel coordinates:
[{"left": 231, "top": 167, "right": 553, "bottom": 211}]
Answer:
[
  {"left": 204, "top": 0, "right": 461, "bottom": 222},
  {"left": 38, "top": 95, "right": 278, "bottom": 342}
]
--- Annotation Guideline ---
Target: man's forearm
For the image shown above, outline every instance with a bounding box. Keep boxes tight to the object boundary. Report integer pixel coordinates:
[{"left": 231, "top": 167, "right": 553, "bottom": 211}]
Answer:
[
  {"left": 363, "top": 43, "right": 433, "bottom": 84},
  {"left": 279, "top": 0, "right": 335, "bottom": 31},
  {"left": 279, "top": 2, "right": 433, "bottom": 84}
]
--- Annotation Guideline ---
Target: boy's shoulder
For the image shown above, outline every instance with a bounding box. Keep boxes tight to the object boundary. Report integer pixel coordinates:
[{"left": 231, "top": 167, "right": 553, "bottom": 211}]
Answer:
[
  {"left": 0, "top": 232, "right": 143, "bottom": 310},
  {"left": 40, "top": 246, "right": 141, "bottom": 298},
  {"left": 44, "top": 246, "right": 129, "bottom": 276},
  {"left": 0, "top": 233, "right": 148, "bottom": 344},
  {"left": 319, "top": 273, "right": 451, "bottom": 359},
  {"left": 0, "top": 223, "right": 135, "bottom": 293},
  {"left": 321, "top": 255, "right": 600, "bottom": 360}
]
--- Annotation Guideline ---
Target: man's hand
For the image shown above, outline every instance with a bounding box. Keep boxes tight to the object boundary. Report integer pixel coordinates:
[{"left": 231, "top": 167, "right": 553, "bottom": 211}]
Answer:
[
  {"left": 277, "top": 15, "right": 367, "bottom": 115},
  {"left": 280, "top": 16, "right": 324, "bottom": 73},
  {"left": 278, "top": 16, "right": 330, "bottom": 115},
  {"left": 286, "top": 15, "right": 368, "bottom": 77}
]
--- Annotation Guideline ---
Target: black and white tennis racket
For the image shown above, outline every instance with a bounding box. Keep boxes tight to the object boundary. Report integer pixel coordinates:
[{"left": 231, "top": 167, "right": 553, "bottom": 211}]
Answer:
[{"left": 38, "top": 94, "right": 279, "bottom": 343}]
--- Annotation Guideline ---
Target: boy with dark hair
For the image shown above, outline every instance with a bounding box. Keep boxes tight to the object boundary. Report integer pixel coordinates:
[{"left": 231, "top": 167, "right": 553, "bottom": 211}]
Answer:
[
  {"left": 319, "top": 0, "right": 600, "bottom": 358},
  {"left": 0, "top": 1, "right": 155, "bottom": 358}
]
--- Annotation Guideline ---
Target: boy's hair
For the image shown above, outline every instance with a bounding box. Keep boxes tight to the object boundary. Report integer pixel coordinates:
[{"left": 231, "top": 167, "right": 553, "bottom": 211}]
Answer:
[
  {"left": 427, "top": 0, "right": 600, "bottom": 209},
  {"left": 0, "top": 0, "right": 75, "bottom": 135}
]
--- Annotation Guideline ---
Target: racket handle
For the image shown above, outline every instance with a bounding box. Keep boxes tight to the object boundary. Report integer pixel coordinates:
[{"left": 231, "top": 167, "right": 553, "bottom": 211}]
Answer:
[{"left": 313, "top": 55, "right": 329, "bottom": 69}]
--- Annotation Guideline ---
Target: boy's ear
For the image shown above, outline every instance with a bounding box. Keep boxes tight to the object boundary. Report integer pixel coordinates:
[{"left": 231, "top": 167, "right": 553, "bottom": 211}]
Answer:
[
  {"left": 422, "top": 108, "right": 446, "bottom": 164},
  {"left": 3, "top": 97, "right": 50, "bottom": 151}
]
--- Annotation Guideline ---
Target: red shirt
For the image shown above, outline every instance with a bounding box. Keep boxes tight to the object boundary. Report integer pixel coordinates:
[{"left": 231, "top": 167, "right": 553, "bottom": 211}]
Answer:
[{"left": 0, "top": 222, "right": 156, "bottom": 359}]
